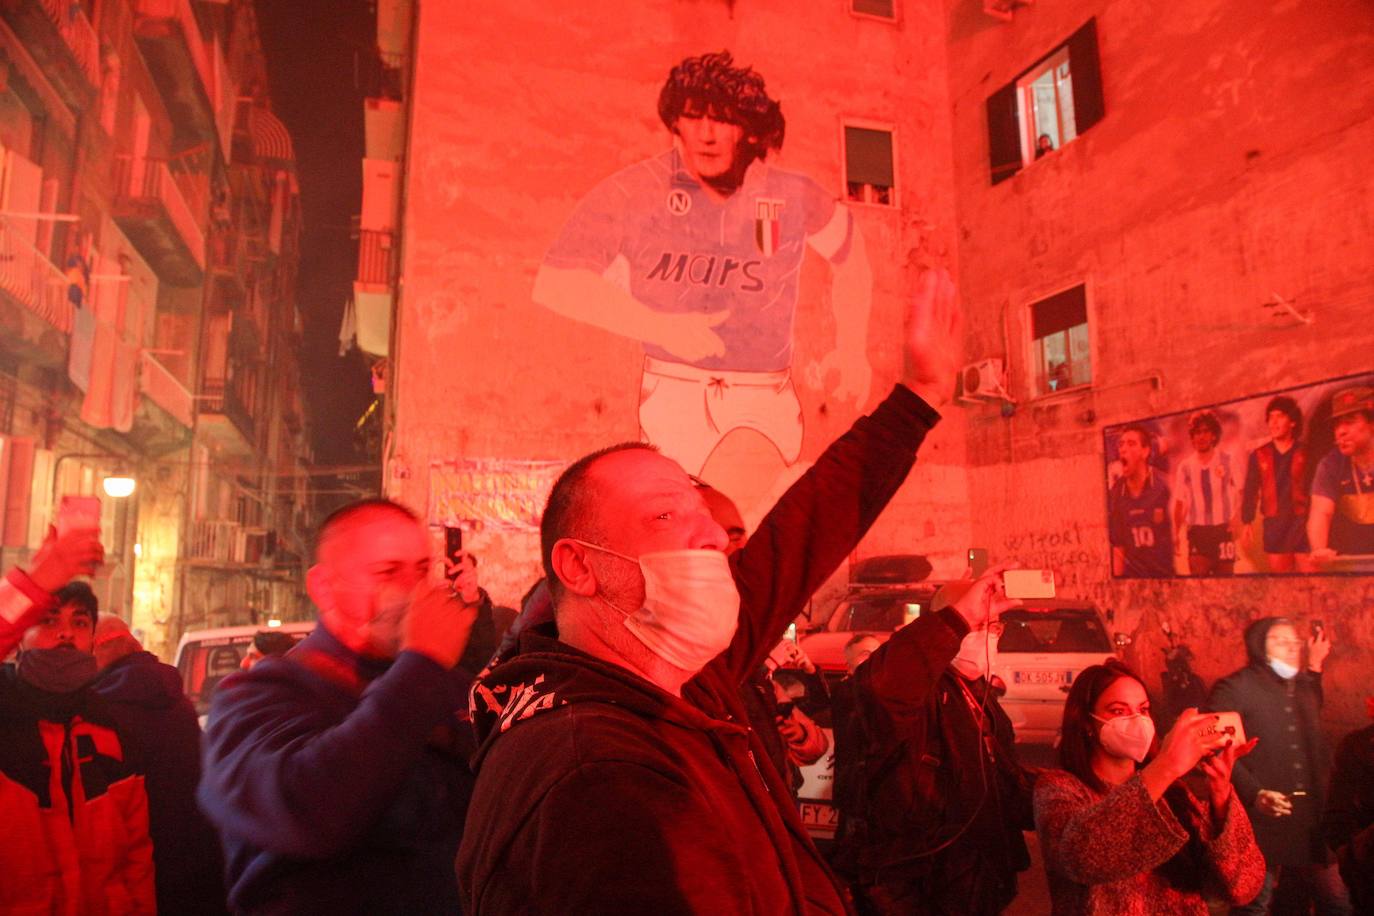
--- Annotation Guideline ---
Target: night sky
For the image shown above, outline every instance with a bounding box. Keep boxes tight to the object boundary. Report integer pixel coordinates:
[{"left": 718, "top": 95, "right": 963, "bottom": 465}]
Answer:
[{"left": 253, "top": 0, "right": 374, "bottom": 466}]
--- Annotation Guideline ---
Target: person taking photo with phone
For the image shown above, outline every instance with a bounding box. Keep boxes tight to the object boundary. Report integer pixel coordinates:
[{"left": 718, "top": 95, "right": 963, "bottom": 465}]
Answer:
[
  {"left": 1207, "top": 618, "right": 1353, "bottom": 914},
  {"left": 1035, "top": 660, "right": 1264, "bottom": 915}
]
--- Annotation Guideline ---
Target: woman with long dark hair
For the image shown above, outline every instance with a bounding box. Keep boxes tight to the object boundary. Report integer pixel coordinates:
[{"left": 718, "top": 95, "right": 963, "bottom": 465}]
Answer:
[{"left": 1034, "top": 659, "right": 1265, "bottom": 914}]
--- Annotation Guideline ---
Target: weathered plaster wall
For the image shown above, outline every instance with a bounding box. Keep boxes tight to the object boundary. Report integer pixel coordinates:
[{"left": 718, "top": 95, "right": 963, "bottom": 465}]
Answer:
[
  {"left": 946, "top": 0, "right": 1374, "bottom": 735},
  {"left": 391, "top": 1, "right": 971, "bottom": 606}
]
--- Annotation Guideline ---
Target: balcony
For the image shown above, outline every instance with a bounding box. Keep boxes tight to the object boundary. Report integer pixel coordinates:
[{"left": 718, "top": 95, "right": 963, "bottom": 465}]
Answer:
[
  {"left": 184, "top": 519, "right": 269, "bottom": 568},
  {"left": 198, "top": 371, "right": 255, "bottom": 457},
  {"left": 112, "top": 155, "right": 206, "bottom": 285},
  {"left": 0, "top": 215, "right": 73, "bottom": 367},
  {"left": 356, "top": 229, "right": 395, "bottom": 286},
  {"left": 207, "top": 230, "right": 248, "bottom": 308},
  {"left": 127, "top": 351, "right": 193, "bottom": 453},
  {"left": 0, "top": 0, "right": 100, "bottom": 108},
  {"left": 130, "top": 0, "right": 217, "bottom": 144}
]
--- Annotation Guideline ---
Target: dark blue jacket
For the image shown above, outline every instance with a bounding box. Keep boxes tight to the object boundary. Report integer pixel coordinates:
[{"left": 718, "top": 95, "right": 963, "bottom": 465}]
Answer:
[
  {"left": 198, "top": 625, "right": 474, "bottom": 914},
  {"left": 95, "top": 650, "right": 227, "bottom": 915}
]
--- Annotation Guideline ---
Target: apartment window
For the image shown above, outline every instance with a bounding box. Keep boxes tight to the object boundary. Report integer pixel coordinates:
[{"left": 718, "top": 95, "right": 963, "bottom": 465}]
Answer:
[
  {"left": 843, "top": 124, "right": 895, "bottom": 206},
  {"left": 986, "top": 19, "right": 1105, "bottom": 184},
  {"left": 851, "top": 0, "right": 897, "bottom": 21},
  {"left": 1030, "top": 284, "right": 1090, "bottom": 394}
]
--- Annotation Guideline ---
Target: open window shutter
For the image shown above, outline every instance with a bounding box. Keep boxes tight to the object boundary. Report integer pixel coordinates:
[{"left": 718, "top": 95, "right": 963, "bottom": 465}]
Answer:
[
  {"left": 1031, "top": 285, "right": 1087, "bottom": 339},
  {"left": 986, "top": 83, "right": 1021, "bottom": 185},
  {"left": 1067, "top": 18, "right": 1106, "bottom": 134}
]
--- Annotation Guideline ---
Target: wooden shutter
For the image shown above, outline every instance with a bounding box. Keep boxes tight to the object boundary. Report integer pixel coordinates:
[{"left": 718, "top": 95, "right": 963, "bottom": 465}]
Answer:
[
  {"left": 1067, "top": 18, "right": 1106, "bottom": 134},
  {"left": 986, "top": 83, "right": 1021, "bottom": 185}
]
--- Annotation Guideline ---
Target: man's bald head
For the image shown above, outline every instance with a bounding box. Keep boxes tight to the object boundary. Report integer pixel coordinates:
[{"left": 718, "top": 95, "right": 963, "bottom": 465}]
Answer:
[{"left": 315, "top": 499, "right": 421, "bottom": 565}]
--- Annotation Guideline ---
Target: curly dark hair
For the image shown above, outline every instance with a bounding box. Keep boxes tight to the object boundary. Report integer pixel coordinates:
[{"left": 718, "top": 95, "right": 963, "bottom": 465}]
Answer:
[
  {"left": 1187, "top": 409, "right": 1221, "bottom": 439},
  {"left": 657, "top": 51, "right": 785, "bottom": 156},
  {"left": 1265, "top": 395, "right": 1303, "bottom": 439}
]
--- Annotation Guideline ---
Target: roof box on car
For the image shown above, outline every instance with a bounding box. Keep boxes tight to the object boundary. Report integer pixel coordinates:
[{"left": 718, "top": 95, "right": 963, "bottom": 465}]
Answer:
[{"left": 849, "top": 554, "right": 933, "bottom": 586}]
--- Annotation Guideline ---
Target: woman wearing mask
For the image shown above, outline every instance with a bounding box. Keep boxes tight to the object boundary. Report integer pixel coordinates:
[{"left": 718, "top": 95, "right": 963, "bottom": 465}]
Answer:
[{"left": 1035, "top": 660, "right": 1265, "bottom": 914}]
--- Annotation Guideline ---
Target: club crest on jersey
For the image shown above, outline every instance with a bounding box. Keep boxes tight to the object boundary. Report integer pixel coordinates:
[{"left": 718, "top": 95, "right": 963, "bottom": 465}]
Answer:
[
  {"left": 666, "top": 189, "right": 692, "bottom": 216},
  {"left": 754, "top": 198, "right": 784, "bottom": 256}
]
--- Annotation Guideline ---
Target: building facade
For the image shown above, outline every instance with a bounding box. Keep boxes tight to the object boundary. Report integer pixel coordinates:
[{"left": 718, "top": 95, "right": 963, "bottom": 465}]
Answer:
[
  {"left": 382, "top": 0, "right": 1372, "bottom": 732},
  {"left": 0, "top": 0, "right": 312, "bottom": 659}
]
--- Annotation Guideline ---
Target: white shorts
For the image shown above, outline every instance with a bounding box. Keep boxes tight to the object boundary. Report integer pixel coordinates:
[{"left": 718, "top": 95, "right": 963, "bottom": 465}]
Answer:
[{"left": 637, "top": 356, "right": 803, "bottom": 474}]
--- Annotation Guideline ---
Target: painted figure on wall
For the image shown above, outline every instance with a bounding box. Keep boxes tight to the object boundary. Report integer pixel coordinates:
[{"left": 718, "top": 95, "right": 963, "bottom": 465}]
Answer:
[
  {"left": 533, "top": 50, "right": 872, "bottom": 490},
  {"left": 1309, "top": 386, "right": 1374, "bottom": 563},
  {"left": 1108, "top": 424, "right": 1174, "bottom": 578},
  {"left": 1172, "top": 409, "right": 1240, "bottom": 576},
  {"left": 1241, "top": 396, "right": 1312, "bottom": 572}
]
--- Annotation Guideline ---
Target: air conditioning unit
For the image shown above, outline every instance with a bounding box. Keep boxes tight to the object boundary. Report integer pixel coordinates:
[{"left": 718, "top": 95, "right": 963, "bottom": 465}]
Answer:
[{"left": 958, "top": 358, "right": 1008, "bottom": 401}]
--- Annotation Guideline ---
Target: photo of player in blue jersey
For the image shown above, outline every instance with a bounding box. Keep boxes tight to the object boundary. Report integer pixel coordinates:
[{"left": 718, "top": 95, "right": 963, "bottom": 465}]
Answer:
[
  {"left": 1172, "top": 409, "right": 1241, "bottom": 576},
  {"left": 532, "top": 51, "right": 873, "bottom": 500},
  {"left": 1109, "top": 424, "right": 1175, "bottom": 578}
]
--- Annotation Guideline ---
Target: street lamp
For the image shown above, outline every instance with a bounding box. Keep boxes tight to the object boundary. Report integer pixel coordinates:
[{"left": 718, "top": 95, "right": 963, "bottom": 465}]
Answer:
[{"left": 102, "top": 474, "right": 136, "bottom": 498}]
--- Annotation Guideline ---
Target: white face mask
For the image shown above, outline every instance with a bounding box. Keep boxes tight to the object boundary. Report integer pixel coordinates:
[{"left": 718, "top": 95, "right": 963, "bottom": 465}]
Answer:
[
  {"left": 1094, "top": 713, "right": 1156, "bottom": 763},
  {"left": 1268, "top": 657, "right": 1299, "bottom": 680},
  {"left": 952, "top": 629, "right": 998, "bottom": 680},
  {"left": 575, "top": 541, "right": 740, "bottom": 673},
  {"left": 365, "top": 586, "right": 412, "bottom": 657}
]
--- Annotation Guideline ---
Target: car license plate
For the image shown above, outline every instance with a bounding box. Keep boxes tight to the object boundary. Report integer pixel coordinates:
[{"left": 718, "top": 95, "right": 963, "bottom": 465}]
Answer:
[
  {"left": 1013, "top": 669, "right": 1073, "bottom": 686},
  {"left": 799, "top": 801, "right": 839, "bottom": 836}
]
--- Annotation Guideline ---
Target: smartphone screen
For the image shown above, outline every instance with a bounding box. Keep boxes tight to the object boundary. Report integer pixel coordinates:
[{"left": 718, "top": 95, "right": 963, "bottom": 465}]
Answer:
[{"left": 968, "top": 548, "right": 989, "bottom": 577}]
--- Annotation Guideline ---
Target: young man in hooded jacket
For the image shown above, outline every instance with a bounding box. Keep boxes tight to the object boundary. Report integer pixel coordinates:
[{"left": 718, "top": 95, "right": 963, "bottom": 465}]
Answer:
[
  {"left": 458, "top": 269, "right": 962, "bottom": 914},
  {"left": 0, "top": 559, "right": 157, "bottom": 915},
  {"left": 93, "top": 615, "right": 227, "bottom": 915}
]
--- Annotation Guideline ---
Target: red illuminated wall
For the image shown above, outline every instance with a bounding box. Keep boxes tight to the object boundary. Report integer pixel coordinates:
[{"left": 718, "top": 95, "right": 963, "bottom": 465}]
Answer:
[
  {"left": 945, "top": 0, "right": 1374, "bottom": 732},
  {"left": 390, "top": 0, "right": 970, "bottom": 607}
]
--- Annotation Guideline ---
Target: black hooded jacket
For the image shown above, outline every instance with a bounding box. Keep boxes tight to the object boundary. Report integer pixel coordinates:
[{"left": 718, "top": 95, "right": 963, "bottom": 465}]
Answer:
[
  {"left": 458, "top": 384, "right": 940, "bottom": 914},
  {"left": 94, "top": 650, "right": 228, "bottom": 915},
  {"left": 1206, "top": 617, "right": 1330, "bottom": 866}
]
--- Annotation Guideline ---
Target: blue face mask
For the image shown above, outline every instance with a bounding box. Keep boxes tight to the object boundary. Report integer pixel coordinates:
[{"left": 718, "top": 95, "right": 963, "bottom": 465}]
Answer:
[{"left": 1268, "top": 657, "right": 1299, "bottom": 680}]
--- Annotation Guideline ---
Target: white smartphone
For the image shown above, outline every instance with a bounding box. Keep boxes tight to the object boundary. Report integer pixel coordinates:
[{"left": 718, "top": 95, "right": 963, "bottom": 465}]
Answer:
[{"left": 1003, "top": 568, "right": 1055, "bottom": 600}]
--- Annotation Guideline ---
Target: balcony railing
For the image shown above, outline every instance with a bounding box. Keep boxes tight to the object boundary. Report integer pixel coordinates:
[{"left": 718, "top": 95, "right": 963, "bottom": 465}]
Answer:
[
  {"left": 38, "top": 0, "right": 100, "bottom": 88},
  {"left": 186, "top": 520, "right": 267, "bottom": 565},
  {"left": 356, "top": 229, "right": 395, "bottom": 286},
  {"left": 139, "top": 350, "right": 193, "bottom": 427},
  {"left": 200, "top": 373, "right": 255, "bottom": 444},
  {"left": 132, "top": 0, "right": 213, "bottom": 97},
  {"left": 0, "top": 216, "right": 74, "bottom": 333},
  {"left": 113, "top": 155, "right": 207, "bottom": 271}
]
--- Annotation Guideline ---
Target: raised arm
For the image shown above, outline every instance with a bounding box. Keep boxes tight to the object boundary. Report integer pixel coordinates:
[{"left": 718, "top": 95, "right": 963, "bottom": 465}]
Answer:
[{"left": 722, "top": 269, "right": 962, "bottom": 679}]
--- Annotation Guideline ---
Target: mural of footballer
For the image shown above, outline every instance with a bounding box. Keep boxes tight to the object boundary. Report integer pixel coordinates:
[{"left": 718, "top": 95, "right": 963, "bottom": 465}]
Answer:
[
  {"left": 532, "top": 50, "right": 873, "bottom": 478},
  {"left": 1108, "top": 424, "right": 1174, "bottom": 577}
]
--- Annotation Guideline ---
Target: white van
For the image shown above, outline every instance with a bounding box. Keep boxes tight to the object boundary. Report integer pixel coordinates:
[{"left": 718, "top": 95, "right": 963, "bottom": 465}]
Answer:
[{"left": 173, "top": 622, "right": 315, "bottom": 721}]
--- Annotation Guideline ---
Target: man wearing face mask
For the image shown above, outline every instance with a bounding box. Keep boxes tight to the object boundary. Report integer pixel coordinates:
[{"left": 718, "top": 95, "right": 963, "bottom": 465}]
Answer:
[
  {"left": 1208, "top": 617, "right": 1352, "bottom": 915},
  {"left": 0, "top": 578, "right": 158, "bottom": 913},
  {"left": 833, "top": 570, "right": 1035, "bottom": 915},
  {"left": 199, "top": 499, "right": 479, "bottom": 914},
  {"left": 460, "top": 269, "right": 962, "bottom": 913}
]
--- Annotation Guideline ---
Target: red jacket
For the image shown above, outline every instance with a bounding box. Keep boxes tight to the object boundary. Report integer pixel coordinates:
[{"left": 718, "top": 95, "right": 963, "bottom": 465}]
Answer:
[{"left": 0, "top": 669, "right": 156, "bottom": 915}]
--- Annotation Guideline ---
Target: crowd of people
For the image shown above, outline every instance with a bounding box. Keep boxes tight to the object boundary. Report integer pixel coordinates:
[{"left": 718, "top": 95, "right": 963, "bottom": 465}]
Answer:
[{"left": 0, "top": 268, "right": 1369, "bottom": 915}]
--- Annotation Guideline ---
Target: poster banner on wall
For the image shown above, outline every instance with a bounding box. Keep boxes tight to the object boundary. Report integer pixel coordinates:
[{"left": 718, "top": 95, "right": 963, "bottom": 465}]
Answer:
[
  {"left": 1103, "top": 371, "right": 1374, "bottom": 579},
  {"left": 430, "top": 458, "right": 568, "bottom": 532}
]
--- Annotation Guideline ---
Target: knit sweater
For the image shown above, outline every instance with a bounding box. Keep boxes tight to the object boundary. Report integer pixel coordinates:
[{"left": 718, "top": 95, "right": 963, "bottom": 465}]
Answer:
[{"left": 1034, "top": 769, "right": 1265, "bottom": 915}]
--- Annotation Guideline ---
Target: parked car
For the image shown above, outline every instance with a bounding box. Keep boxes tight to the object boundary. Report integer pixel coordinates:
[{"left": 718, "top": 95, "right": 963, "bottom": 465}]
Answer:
[
  {"left": 992, "top": 602, "right": 1119, "bottom": 745},
  {"left": 174, "top": 622, "right": 314, "bottom": 722}
]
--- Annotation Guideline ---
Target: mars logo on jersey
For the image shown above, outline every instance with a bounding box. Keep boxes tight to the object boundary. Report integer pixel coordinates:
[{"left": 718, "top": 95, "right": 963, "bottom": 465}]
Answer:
[
  {"left": 754, "top": 199, "right": 784, "bottom": 256},
  {"left": 666, "top": 189, "right": 692, "bottom": 216},
  {"left": 646, "top": 252, "right": 765, "bottom": 292}
]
